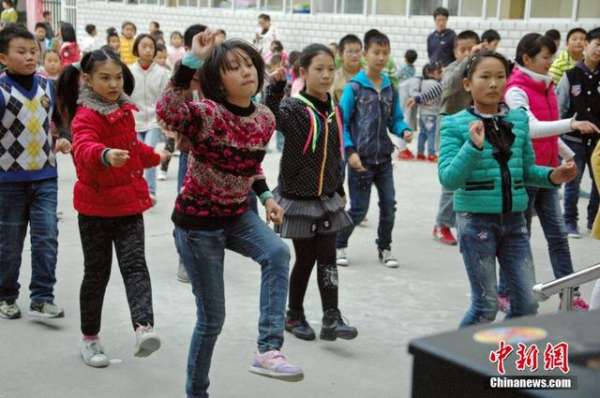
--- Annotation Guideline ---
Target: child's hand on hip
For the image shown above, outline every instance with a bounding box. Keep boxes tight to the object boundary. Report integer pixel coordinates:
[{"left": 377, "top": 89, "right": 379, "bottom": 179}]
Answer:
[
  {"left": 550, "top": 160, "right": 578, "bottom": 185},
  {"left": 107, "top": 149, "right": 130, "bottom": 167},
  {"left": 469, "top": 120, "right": 485, "bottom": 149},
  {"left": 348, "top": 152, "right": 366, "bottom": 172},
  {"left": 265, "top": 198, "right": 284, "bottom": 225}
]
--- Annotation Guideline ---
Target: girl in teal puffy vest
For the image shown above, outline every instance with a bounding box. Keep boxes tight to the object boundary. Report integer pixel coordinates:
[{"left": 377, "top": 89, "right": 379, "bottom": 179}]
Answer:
[{"left": 438, "top": 51, "right": 577, "bottom": 327}]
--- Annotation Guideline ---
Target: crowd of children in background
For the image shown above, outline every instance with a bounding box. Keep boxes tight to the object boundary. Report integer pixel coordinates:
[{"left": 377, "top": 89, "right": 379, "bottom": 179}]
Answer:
[{"left": 1, "top": 6, "right": 600, "bottom": 398}]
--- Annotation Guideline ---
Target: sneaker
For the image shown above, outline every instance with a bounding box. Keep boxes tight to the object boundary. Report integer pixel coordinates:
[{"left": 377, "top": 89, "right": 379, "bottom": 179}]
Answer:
[
  {"left": 177, "top": 260, "right": 190, "bottom": 283},
  {"left": 378, "top": 249, "right": 399, "bottom": 268},
  {"left": 157, "top": 170, "right": 167, "bottom": 181},
  {"left": 416, "top": 153, "right": 426, "bottom": 161},
  {"left": 249, "top": 350, "right": 303, "bottom": 381},
  {"left": 336, "top": 248, "right": 348, "bottom": 267},
  {"left": 427, "top": 154, "right": 438, "bottom": 163},
  {"left": 0, "top": 300, "right": 21, "bottom": 319},
  {"left": 134, "top": 324, "right": 161, "bottom": 357},
  {"left": 80, "top": 338, "right": 110, "bottom": 368},
  {"left": 568, "top": 296, "right": 590, "bottom": 311},
  {"left": 497, "top": 294, "right": 511, "bottom": 314},
  {"left": 397, "top": 148, "right": 415, "bottom": 160},
  {"left": 320, "top": 309, "right": 358, "bottom": 341},
  {"left": 565, "top": 223, "right": 581, "bottom": 239},
  {"left": 28, "top": 302, "right": 64, "bottom": 319},
  {"left": 285, "top": 310, "right": 316, "bottom": 341},
  {"left": 433, "top": 225, "right": 457, "bottom": 246}
]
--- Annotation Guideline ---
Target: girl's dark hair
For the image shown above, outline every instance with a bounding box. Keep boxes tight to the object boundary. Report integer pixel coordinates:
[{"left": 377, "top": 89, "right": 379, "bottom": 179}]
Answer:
[
  {"left": 60, "top": 22, "right": 77, "bottom": 43},
  {"left": 566, "top": 27, "right": 586, "bottom": 43},
  {"left": 106, "top": 27, "right": 118, "bottom": 36},
  {"left": 545, "top": 29, "right": 561, "bottom": 42},
  {"left": 132, "top": 33, "right": 157, "bottom": 58},
  {"left": 288, "top": 50, "right": 301, "bottom": 75},
  {"left": 150, "top": 21, "right": 160, "bottom": 30},
  {"left": 422, "top": 62, "right": 441, "bottom": 78},
  {"left": 155, "top": 43, "right": 167, "bottom": 53},
  {"left": 464, "top": 50, "right": 510, "bottom": 79},
  {"left": 338, "top": 34, "right": 362, "bottom": 54},
  {"left": 271, "top": 40, "right": 283, "bottom": 52},
  {"left": 57, "top": 49, "right": 134, "bottom": 125},
  {"left": 85, "top": 24, "right": 96, "bottom": 35},
  {"left": 405, "top": 49, "right": 417, "bottom": 63},
  {"left": 515, "top": 33, "right": 556, "bottom": 66},
  {"left": 170, "top": 30, "right": 183, "bottom": 40},
  {"left": 299, "top": 43, "right": 334, "bottom": 70},
  {"left": 200, "top": 39, "right": 264, "bottom": 104},
  {"left": 107, "top": 30, "right": 119, "bottom": 44}
]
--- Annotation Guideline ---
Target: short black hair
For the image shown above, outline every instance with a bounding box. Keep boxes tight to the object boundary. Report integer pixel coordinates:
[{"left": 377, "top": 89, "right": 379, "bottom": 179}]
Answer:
[
  {"left": 0, "top": 24, "right": 35, "bottom": 54},
  {"left": 456, "top": 30, "right": 480, "bottom": 44},
  {"left": 132, "top": 33, "right": 157, "bottom": 58},
  {"left": 200, "top": 39, "right": 265, "bottom": 104},
  {"left": 155, "top": 43, "right": 167, "bottom": 53},
  {"left": 60, "top": 22, "right": 77, "bottom": 43},
  {"left": 150, "top": 21, "right": 160, "bottom": 29},
  {"left": 107, "top": 30, "right": 119, "bottom": 43},
  {"left": 364, "top": 29, "right": 390, "bottom": 51},
  {"left": 433, "top": 7, "right": 449, "bottom": 18},
  {"left": 299, "top": 43, "right": 334, "bottom": 70},
  {"left": 515, "top": 33, "right": 556, "bottom": 66},
  {"left": 216, "top": 29, "right": 226, "bottom": 36},
  {"left": 121, "top": 21, "right": 137, "bottom": 32},
  {"left": 85, "top": 24, "right": 96, "bottom": 35},
  {"left": 270, "top": 40, "right": 283, "bottom": 52},
  {"left": 545, "top": 29, "right": 561, "bottom": 42},
  {"left": 482, "top": 29, "right": 501, "bottom": 43},
  {"left": 170, "top": 30, "right": 183, "bottom": 40},
  {"left": 258, "top": 13, "right": 270, "bottom": 21},
  {"left": 338, "top": 34, "right": 362, "bottom": 54},
  {"left": 2, "top": 0, "right": 14, "bottom": 7},
  {"left": 184, "top": 24, "right": 208, "bottom": 49},
  {"left": 464, "top": 50, "right": 510, "bottom": 79},
  {"left": 405, "top": 49, "right": 417, "bottom": 64},
  {"left": 34, "top": 22, "right": 47, "bottom": 32},
  {"left": 587, "top": 27, "right": 600, "bottom": 42},
  {"left": 422, "top": 62, "right": 442, "bottom": 78},
  {"left": 106, "top": 27, "right": 117, "bottom": 36},
  {"left": 566, "top": 28, "right": 586, "bottom": 43}
]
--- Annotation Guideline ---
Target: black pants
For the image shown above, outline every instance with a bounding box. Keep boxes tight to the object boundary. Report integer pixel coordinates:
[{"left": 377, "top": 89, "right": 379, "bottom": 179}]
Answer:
[
  {"left": 289, "top": 234, "right": 338, "bottom": 313},
  {"left": 78, "top": 214, "right": 154, "bottom": 336}
]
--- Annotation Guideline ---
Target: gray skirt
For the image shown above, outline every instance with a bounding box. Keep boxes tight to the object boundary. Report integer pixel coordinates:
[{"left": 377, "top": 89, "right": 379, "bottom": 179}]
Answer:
[{"left": 274, "top": 190, "right": 353, "bottom": 239}]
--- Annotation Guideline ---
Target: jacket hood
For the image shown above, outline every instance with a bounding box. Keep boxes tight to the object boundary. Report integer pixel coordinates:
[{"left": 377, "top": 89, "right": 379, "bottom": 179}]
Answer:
[{"left": 350, "top": 70, "right": 393, "bottom": 91}]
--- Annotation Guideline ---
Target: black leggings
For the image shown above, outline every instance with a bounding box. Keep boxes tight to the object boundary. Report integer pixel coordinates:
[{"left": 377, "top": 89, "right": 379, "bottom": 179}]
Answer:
[
  {"left": 78, "top": 214, "right": 154, "bottom": 336},
  {"left": 289, "top": 234, "right": 338, "bottom": 313}
]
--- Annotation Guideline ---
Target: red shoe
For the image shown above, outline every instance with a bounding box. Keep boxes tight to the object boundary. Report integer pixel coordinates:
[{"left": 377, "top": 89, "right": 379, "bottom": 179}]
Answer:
[
  {"left": 563, "top": 296, "right": 590, "bottom": 311},
  {"left": 416, "top": 153, "right": 426, "bottom": 161},
  {"left": 433, "top": 225, "right": 457, "bottom": 246},
  {"left": 397, "top": 149, "right": 415, "bottom": 160},
  {"left": 427, "top": 154, "right": 438, "bottom": 163}
]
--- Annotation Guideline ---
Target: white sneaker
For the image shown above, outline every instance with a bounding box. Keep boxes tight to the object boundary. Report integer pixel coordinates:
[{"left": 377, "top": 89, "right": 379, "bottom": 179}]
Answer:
[
  {"left": 134, "top": 324, "right": 161, "bottom": 357},
  {"left": 157, "top": 170, "right": 167, "bottom": 181},
  {"left": 378, "top": 249, "right": 399, "bottom": 268},
  {"left": 336, "top": 248, "right": 349, "bottom": 267},
  {"left": 80, "top": 338, "right": 109, "bottom": 368}
]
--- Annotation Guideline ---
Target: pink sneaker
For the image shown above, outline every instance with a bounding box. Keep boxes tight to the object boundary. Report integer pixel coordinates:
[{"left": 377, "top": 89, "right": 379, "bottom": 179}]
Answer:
[
  {"left": 249, "top": 350, "right": 303, "bottom": 381},
  {"left": 570, "top": 297, "right": 590, "bottom": 311},
  {"left": 497, "top": 294, "right": 511, "bottom": 314}
]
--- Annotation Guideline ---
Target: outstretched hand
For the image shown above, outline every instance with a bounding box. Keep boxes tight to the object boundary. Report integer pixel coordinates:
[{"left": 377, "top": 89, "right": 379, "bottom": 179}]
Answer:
[
  {"left": 550, "top": 160, "right": 577, "bottom": 185},
  {"left": 191, "top": 29, "right": 220, "bottom": 60}
]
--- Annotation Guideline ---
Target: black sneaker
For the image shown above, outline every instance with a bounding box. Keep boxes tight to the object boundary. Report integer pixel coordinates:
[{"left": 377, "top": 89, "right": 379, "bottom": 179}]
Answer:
[
  {"left": 285, "top": 310, "right": 315, "bottom": 341},
  {"left": 28, "top": 302, "right": 65, "bottom": 319},
  {"left": 320, "top": 309, "right": 358, "bottom": 341}
]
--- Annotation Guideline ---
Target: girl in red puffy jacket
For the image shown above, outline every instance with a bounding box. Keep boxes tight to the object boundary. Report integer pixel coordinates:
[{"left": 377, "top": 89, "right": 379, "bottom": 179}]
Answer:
[
  {"left": 56, "top": 49, "right": 169, "bottom": 369},
  {"left": 58, "top": 22, "right": 80, "bottom": 67}
]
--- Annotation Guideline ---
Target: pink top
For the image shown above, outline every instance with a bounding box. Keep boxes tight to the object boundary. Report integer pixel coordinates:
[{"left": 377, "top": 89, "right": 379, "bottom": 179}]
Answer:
[{"left": 168, "top": 46, "right": 186, "bottom": 66}]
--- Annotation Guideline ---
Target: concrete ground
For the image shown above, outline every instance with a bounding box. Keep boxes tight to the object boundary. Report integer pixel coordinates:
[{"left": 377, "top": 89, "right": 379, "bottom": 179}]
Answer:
[{"left": 1, "top": 143, "right": 599, "bottom": 398}]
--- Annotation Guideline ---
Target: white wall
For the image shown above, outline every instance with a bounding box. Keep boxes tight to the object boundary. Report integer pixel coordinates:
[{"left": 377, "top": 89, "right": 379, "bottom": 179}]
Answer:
[{"left": 77, "top": 0, "right": 598, "bottom": 72}]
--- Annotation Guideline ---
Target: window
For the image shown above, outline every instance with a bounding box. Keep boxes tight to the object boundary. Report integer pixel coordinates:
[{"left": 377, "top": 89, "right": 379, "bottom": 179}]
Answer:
[
  {"left": 261, "top": 0, "right": 283, "bottom": 10},
  {"left": 531, "top": 0, "right": 572, "bottom": 18},
  {"left": 212, "top": 0, "right": 232, "bottom": 8},
  {"left": 290, "top": 0, "right": 310, "bottom": 13},
  {"left": 578, "top": 0, "right": 600, "bottom": 18},
  {"left": 377, "top": 0, "right": 406, "bottom": 15},
  {"left": 343, "top": 0, "right": 364, "bottom": 14},
  {"left": 235, "top": 0, "right": 256, "bottom": 8},
  {"left": 313, "top": 0, "right": 336, "bottom": 13},
  {"left": 486, "top": 0, "right": 498, "bottom": 17},
  {"left": 499, "top": 0, "right": 525, "bottom": 19},
  {"left": 410, "top": 0, "right": 443, "bottom": 16}
]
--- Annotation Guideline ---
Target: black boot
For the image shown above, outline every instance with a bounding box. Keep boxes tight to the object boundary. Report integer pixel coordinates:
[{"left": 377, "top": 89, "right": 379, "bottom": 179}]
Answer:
[
  {"left": 285, "top": 309, "right": 316, "bottom": 341},
  {"left": 320, "top": 309, "right": 358, "bottom": 341}
]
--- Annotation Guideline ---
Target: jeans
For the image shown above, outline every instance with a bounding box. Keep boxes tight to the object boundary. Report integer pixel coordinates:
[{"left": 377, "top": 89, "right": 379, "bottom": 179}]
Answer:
[
  {"left": 456, "top": 212, "right": 538, "bottom": 327},
  {"left": 498, "top": 187, "right": 574, "bottom": 296},
  {"left": 0, "top": 178, "right": 58, "bottom": 303},
  {"left": 175, "top": 210, "right": 290, "bottom": 398},
  {"left": 137, "top": 128, "right": 162, "bottom": 195},
  {"left": 563, "top": 138, "right": 599, "bottom": 230},
  {"left": 435, "top": 187, "right": 455, "bottom": 228},
  {"left": 177, "top": 151, "right": 189, "bottom": 194},
  {"left": 417, "top": 114, "right": 437, "bottom": 156},
  {"left": 336, "top": 161, "right": 396, "bottom": 250}
]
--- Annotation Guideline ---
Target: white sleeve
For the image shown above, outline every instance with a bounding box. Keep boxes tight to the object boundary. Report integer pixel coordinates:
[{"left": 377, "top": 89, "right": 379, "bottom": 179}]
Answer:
[
  {"left": 558, "top": 138, "right": 575, "bottom": 161},
  {"left": 505, "top": 87, "right": 573, "bottom": 139}
]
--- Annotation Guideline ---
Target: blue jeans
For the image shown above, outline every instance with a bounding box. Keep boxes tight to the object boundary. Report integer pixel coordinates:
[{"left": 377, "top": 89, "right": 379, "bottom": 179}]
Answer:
[
  {"left": 175, "top": 210, "right": 290, "bottom": 398},
  {"left": 417, "top": 114, "right": 437, "bottom": 156},
  {"left": 498, "top": 187, "right": 574, "bottom": 296},
  {"left": 177, "top": 151, "right": 189, "bottom": 194},
  {"left": 336, "top": 161, "right": 396, "bottom": 250},
  {"left": 456, "top": 212, "right": 538, "bottom": 327},
  {"left": 563, "top": 138, "right": 599, "bottom": 230},
  {"left": 0, "top": 178, "right": 58, "bottom": 303},
  {"left": 435, "top": 187, "right": 455, "bottom": 228},
  {"left": 137, "top": 128, "right": 162, "bottom": 195}
]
